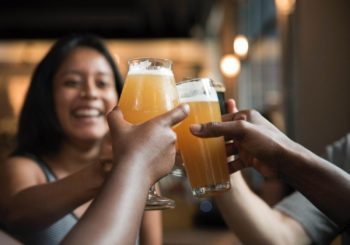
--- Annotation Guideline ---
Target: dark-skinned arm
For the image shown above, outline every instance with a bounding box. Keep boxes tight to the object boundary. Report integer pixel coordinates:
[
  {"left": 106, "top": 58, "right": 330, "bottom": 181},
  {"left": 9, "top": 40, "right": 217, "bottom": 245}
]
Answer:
[
  {"left": 190, "top": 109, "right": 350, "bottom": 228},
  {"left": 0, "top": 159, "right": 105, "bottom": 231},
  {"left": 62, "top": 104, "right": 189, "bottom": 244}
]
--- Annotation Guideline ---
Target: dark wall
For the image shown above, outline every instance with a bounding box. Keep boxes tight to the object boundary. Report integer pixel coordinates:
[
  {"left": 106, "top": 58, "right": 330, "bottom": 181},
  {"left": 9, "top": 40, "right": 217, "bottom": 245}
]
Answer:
[
  {"left": 294, "top": 0, "right": 350, "bottom": 154},
  {"left": 0, "top": 0, "right": 213, "bottom": 39}
]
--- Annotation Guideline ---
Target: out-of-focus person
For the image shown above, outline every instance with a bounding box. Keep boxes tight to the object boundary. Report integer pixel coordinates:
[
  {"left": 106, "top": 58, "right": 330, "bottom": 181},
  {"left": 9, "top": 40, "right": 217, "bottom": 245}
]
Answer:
[
  {"left": 0, "top": 104, "right": 189, "bottom": 245},
  {"left": 0, "top": 34, "right": 161, "bottom": 245}
]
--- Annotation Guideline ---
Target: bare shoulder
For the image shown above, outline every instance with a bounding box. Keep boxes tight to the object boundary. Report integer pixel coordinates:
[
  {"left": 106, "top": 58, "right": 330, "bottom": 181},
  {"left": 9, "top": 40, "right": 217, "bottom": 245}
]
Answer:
[
  {"left": 0, "top": 156, "right": 47, "bottom": 197},
  {"left": 0, "top": 230, "right": 21, "bottom": 245}
]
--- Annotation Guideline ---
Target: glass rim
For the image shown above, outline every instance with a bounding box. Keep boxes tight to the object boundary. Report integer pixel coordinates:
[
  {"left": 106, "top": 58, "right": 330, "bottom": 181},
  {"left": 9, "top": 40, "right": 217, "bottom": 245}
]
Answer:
[
  {"left": 177, "top": 77, "right": 213, "bottom": 85},
  {"left": 128, "top": 57, "right": 172, "bottom": 66}
]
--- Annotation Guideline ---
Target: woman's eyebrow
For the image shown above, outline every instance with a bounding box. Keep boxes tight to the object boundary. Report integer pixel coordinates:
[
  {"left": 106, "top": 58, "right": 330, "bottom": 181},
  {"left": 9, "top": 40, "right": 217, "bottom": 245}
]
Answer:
[
  {"left": 57, "top": 70, "right": 113, "bottom": 77},
  {"left": 57, "top": 70, "right": 82, "bottom": 77},
  {"left": 95, "top": 71, "right": 113, "bottom": 76}
]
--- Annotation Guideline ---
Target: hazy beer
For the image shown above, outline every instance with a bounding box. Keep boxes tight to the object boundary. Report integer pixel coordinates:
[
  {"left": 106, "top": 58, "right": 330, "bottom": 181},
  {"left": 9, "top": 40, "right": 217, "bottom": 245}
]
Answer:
[
  {"left": 176, "top": 78, "right": 230, "bottom": 196},
  {"left": 118, "top": 58, "right": 179, "bottom": 210},
  {"left": 119, "top": 69, "right": 178, "bottom": 123}
]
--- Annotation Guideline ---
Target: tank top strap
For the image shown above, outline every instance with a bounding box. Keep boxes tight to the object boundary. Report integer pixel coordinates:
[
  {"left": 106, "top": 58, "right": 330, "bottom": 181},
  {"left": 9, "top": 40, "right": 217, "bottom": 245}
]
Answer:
[{"left": 14, "top": 152, "right": 57, "bottom": 182}]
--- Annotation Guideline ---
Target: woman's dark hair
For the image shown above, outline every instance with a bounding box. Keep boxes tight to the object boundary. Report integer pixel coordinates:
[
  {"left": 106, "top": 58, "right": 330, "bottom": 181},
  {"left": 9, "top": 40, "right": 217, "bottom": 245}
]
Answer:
[{"left": 15, "top": 34, "right": 123, "bottom": 156}]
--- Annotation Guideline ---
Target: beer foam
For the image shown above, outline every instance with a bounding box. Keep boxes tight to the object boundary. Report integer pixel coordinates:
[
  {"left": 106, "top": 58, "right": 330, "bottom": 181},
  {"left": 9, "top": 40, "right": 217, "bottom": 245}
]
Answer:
[
  {"left": 128, "top": 69, "right": 173, "bottom": 76},
  {"left": 128, "top": 60, "right": 173, "bottom": 76},
  {"left": 177, "top": 80, "right": 218, "bottom": 103}
]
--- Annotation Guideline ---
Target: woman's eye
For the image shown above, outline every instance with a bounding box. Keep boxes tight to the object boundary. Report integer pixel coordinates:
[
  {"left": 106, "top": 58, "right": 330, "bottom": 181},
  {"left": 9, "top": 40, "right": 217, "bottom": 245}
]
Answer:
[
  {"left": 96, "top": 80, "right": 110, "bottom": 89},
  {"left": 64, "top": 80, "right": 81, "bottom": 87}
]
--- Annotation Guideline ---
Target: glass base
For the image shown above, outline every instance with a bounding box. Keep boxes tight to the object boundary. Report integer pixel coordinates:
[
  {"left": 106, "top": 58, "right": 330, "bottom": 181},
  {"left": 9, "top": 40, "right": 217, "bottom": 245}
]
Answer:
[
  {"left": 170, "top": 167, "right": 185, "bottom": 177},
  {"left": 192, "top": 181, "right": 231, "bottom": 197},
  {"left": 145, "top": 193, "right": 176, "bottom": 210}
]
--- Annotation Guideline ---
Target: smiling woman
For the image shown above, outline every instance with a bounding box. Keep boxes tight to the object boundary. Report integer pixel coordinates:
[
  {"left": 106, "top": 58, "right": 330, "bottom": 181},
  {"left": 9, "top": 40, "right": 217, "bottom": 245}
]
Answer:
[
  {"left": 53, "top": 47, "right": 118, "bottom": 142},
  {"left": 0, "top": 35, "right": 162, "bottom": 245}
]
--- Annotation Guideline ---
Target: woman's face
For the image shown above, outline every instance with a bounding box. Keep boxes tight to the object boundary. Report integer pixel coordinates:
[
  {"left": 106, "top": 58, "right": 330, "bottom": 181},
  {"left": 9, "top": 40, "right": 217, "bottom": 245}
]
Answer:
[{"left": 53, "top": 47, "right": 118, "bottom": 143}]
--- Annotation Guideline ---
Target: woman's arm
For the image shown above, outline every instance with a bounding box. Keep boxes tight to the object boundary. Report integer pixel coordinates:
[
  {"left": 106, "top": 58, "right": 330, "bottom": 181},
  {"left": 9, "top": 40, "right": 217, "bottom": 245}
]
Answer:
[
  {"left": 140, "top": 184, "right": 162, "bottom": 245},
  {"left": 214, "top": 172, "right": 310, "bottom": 245},
  {"left": 0, "top": 158, "right": 105, "bottom": 231},
  {"left": 62, "top": 155, "right": 151, "bottom": 245},
  {"left": 140, "top": 210, "right": 162, "bottom": 245}
]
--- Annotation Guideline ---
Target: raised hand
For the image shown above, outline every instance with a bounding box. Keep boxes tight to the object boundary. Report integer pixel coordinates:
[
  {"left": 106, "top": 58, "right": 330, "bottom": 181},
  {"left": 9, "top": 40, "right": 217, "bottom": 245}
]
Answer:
[
  {"left": 107, "top": 104, "right": 189, "bottom": 185},
  {"left": 190, "top": 105, "right": 296, "bottom": 177}
]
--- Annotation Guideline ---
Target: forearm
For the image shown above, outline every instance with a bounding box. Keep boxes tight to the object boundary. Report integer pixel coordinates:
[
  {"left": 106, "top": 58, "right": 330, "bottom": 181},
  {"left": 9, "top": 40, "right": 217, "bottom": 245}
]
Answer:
[
  {"left": 280, "top": 143, "right": 350, "bottom": 227},
  {"left": 3, "top": 167, "right": 101, "bottom": 230},
  {"left": 140, "top": 211, "right": 162, "bottom": 245},
  {"left": 215, "top": 172, "right": 309, "bottom": 245},
  {"left": 62, "top": 156, "right": 150, "bottom": 245},
  {"left": 140, "top": 184, "right": 162, "bottom": 245}
]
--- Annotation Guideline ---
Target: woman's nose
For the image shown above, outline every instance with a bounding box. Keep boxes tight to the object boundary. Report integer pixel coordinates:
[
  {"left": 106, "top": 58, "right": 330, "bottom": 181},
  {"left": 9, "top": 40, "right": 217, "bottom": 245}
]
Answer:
[{"left": 81, "top": 80, "right": 98, "bottom": 99}]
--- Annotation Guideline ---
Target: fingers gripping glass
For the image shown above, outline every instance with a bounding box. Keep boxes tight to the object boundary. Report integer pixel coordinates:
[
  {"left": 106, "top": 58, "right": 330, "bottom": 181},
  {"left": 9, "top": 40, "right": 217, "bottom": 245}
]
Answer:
[{"left": 118, "top": 58, "right": 178, "bottom": 210}]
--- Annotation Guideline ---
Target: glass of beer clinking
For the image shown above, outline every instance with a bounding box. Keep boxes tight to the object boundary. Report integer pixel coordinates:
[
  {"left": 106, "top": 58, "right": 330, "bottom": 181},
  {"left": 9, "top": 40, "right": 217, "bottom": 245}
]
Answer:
[
  {"left": 118, "top": 58, "right": 179, "bottom": 210},
  {"left": 176, "top": 78, "right": 231, "bottom": 197}
]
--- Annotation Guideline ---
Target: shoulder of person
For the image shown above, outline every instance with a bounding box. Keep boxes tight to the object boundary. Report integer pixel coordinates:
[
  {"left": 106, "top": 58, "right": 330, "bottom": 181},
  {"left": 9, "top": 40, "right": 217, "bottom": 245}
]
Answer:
[
  {"left": 3, "top": 155, "right": 43, "bottom": 170},
  {"left": 329, "top": 133, "right": 350, "bottom": 149},
  {"left": 325, "top": 133, "right": 350, "bottom": 172},
  {"left": 0, "top": 230, "right": 21, "bottom": 245},
  {"left": 0, "top": 156, "right": 47, "bottom": 190}
]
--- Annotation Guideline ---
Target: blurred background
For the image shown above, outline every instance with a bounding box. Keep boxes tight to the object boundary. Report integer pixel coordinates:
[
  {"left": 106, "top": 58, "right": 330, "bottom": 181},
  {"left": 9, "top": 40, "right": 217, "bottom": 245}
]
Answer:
[{"left": 0, "top": 0, "right": 349, "bottom": 244}]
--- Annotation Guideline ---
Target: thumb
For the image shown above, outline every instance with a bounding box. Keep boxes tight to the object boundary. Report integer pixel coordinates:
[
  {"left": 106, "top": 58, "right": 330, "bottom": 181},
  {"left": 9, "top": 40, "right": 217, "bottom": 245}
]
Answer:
[
  {"left": 156, "top": 104, "right": 190, "bottom": 127},
  {"left": 107, "top": 106, "right": 130, "bottom": 136},
  {"left": 190, "top": 120, "right": 248, "bottom": 140},
  {"left": 226, "top": 99, "right": 239, "bottom": 114}
]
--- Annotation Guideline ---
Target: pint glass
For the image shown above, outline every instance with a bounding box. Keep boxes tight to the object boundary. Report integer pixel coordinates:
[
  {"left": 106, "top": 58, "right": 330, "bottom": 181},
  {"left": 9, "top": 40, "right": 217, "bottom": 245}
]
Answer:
[{"left": 176, "top": 78, "right": 230, "bottom": 197}]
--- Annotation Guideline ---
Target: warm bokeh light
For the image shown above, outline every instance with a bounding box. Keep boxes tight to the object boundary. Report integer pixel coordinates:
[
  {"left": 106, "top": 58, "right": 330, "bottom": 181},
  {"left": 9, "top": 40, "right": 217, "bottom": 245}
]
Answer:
[
  {"left": 233, "top": 35, "right": 249, "bottom": 58},
  {"left": 275, "top": 0, "right": 295, "bottom": 14},
  {"left": 220, "top": 54, "right": 241, "bottom": 77},
  {"left": 7, "top": 76, "right": 30, "bottom": 117},
  {"left": 113, "top": 53, "right": 120, "bottom": 64}
]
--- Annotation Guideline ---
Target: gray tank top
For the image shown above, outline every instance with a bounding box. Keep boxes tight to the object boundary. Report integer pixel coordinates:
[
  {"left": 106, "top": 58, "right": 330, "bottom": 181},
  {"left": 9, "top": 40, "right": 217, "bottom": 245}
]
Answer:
[{"left": 9, "top": 153, "right": 78, "bottom": 245}]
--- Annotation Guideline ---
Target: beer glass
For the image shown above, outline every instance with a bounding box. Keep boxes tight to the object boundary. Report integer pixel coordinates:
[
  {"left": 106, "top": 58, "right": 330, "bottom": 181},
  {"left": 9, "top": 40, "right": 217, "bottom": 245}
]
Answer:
[
  {"left": 176, "top": 78, "right": 230, "bottom": 197},
  {"left": 118, "top": 58, "right": 179, "bottom": 210}
]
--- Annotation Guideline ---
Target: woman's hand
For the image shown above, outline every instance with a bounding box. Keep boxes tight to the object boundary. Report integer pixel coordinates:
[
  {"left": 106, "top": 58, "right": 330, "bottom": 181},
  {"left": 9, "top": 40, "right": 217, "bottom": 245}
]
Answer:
[{"left": 107, "top": 104, "right": 189, "bottom": 186}]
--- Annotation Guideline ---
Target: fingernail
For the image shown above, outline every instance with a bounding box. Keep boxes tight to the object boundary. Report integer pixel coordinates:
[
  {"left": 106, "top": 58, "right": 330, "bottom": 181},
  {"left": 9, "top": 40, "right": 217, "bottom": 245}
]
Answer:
[
  {"left": 182, "top": 103, "right": 190, "bottom": 114},
  {"left": 190, "top": 124, "right": 202, "bottom": 133}
]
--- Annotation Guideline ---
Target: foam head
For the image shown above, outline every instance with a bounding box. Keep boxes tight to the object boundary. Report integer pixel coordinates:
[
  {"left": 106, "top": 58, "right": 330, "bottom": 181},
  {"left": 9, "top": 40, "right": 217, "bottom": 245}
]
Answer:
[
  {"left": 177, "top": 78, "right": 218, "bottom": 103},
  {"left": 128, "top": 58, "right": 174, "bottom": 76}
]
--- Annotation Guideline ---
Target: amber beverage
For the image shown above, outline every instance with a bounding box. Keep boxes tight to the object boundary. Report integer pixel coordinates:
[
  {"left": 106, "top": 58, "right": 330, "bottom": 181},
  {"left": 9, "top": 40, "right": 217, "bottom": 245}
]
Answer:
[
  {"left": 118, "top": 58, "right": 179, "bottom": 210},
  {"left": 119, "top": 72, "right": 178, "bottom": 123},
  {"left": 176, "top": 78, "right": 230, "bottom": 197}
]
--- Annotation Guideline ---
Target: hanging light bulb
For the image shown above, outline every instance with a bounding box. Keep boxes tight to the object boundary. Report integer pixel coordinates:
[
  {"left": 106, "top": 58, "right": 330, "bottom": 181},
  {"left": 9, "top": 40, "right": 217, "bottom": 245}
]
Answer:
[
  {"left": 275, "top": 0, "right": 295, "bottom": 15},
  {"left": 220, "top": 54, "right": 241, "bottom": 77},
  {"left": 233, "top": 35, "right": 249, "bottom": 58}
]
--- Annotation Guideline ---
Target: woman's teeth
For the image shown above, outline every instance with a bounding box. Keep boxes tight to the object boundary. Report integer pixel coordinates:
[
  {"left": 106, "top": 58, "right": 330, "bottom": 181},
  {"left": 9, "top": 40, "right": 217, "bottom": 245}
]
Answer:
[{"left": 74, "top": 109, "right": 101, "bottom": 117}]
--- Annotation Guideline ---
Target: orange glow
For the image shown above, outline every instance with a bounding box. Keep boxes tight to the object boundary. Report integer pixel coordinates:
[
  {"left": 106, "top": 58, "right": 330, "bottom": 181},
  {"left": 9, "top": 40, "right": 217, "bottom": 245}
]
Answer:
[
  {"left": 220, "top": 54, "right": 241, "bottom": 77},
  {"left": 233, "top": 35, "right": 249, "bottom": 58},
  {"left": 7, "top": 76, "right": 30, "bottom": 117},
  {"left": 275, "top": 0, "right": 295, "bottom": 14}
]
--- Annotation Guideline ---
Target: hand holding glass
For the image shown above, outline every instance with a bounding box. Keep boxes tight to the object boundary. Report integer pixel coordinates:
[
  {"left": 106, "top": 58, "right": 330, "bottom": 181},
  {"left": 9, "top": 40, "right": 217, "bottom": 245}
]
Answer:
[
  {"left": 176, "top": 78, "right": 230, "bottom": 197},
  {"left": 118, "top": 58, "right": 178, "bottom": 210}
]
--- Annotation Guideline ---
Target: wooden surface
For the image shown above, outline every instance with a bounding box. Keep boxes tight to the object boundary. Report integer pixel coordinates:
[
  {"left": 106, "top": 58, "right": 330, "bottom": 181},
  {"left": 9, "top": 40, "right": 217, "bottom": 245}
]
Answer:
[{"left": 164, "top": 229, "right": 241, "bottom": 245}]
